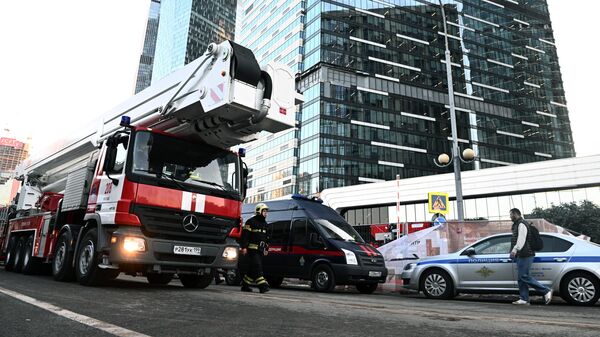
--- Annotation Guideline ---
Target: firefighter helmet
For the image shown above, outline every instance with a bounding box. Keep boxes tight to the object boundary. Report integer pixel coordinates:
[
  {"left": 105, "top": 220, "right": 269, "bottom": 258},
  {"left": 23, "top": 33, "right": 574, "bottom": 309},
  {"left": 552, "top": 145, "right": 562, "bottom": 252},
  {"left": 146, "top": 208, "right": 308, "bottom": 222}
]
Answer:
[{"left": 255, "top": 203, "right": 269, "bottom": 215}]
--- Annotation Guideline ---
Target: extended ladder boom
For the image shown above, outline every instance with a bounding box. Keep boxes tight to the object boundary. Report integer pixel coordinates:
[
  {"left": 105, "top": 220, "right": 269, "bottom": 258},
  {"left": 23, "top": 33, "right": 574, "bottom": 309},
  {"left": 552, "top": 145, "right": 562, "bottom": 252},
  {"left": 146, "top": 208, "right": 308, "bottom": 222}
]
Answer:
[{"left": 18, "top": 40, "right": 298, "bottom": 187}]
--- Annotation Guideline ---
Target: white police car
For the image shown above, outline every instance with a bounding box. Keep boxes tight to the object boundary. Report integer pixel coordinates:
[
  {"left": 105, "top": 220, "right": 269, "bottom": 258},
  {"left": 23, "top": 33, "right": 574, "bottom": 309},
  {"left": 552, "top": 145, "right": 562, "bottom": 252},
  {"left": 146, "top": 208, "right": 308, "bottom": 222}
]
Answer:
[{"left": 401, "top": 233, "right": 600, "bottom": 305}]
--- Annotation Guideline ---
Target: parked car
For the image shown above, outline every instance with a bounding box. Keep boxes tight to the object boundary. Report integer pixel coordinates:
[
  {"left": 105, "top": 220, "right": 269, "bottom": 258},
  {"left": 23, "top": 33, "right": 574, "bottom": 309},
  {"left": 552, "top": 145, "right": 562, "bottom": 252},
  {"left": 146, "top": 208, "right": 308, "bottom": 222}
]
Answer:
[{"left": 401, "top": 232, "right": 600, "bottom": 305}]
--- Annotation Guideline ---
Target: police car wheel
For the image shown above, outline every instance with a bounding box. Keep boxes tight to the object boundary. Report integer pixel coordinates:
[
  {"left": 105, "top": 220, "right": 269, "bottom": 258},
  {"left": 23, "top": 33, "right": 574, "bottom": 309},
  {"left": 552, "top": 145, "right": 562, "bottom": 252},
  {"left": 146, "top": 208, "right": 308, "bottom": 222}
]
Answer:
[
  {"left": 560, "top": 272, "right": 600, "bottom": 306},
  {"left": 312, "top": 264, "right": 335, "bottom": 292},
  {"left": 420, "top": 269, "right": 454, "bottom": 299}
]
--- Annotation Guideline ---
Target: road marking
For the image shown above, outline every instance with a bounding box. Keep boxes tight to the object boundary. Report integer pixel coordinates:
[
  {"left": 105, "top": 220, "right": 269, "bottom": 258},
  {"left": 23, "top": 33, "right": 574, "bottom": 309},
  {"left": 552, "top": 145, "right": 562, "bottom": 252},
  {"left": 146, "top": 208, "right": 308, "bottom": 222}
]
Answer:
[{"left": 0, "top": 287, "right": 151, "bottom": 337}]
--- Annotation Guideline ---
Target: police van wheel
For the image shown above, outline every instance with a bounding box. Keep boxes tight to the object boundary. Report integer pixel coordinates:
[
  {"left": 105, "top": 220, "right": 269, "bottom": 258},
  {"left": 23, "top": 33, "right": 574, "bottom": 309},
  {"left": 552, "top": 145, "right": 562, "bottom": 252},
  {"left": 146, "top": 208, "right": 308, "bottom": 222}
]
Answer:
[
  {"left": 22, "top": 235, "right": 41, "bottom": 275},
  {"left": 560, "top": 272, "right": 600, "bottom": 306},
  {"left": 266, "top": 276, "right": 284, "bottom": 288},
  {"left": 356, "top": 282, "right": 378, "bottom": 294},
  {"left": 420, "top": 269, "right": 455, "bottom": 299},
  {"left": 4, "top": 236, "right": 17, "bottom": 272},
  {"left": 53, "top": 232, "right": 75, "bottom": 282},
  {"left": 180, "top": 272, "right": 213, "bottom": 289},
  {"left": 147, "top": 273, "right": 174, "bottom": 285},
  {"left": 312, "top": 264, "right": 336, "bottom": 292}
]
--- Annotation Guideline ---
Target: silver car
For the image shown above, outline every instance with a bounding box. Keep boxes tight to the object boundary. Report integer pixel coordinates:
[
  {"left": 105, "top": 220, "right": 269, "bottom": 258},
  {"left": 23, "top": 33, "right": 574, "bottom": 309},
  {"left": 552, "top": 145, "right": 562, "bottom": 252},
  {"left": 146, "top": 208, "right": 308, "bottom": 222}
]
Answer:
[{"left": 401, "top": 233, "right": 600, "bottom": 306}]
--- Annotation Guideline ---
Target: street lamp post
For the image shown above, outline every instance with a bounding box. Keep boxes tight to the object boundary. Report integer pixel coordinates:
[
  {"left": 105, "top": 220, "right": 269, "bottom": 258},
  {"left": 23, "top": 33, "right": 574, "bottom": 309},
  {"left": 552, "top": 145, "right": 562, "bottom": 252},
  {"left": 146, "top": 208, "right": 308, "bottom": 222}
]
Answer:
[{"left": 438, "top": 0, "right": 465, "bottom": 221}]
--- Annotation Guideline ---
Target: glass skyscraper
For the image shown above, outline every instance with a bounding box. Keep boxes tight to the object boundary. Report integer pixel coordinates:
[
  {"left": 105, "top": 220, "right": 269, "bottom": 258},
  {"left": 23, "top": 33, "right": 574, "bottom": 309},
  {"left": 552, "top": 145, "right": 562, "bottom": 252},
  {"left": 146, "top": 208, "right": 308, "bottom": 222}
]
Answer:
[
  {"left": 236, "top": 0, "right": 305, "bottom": 203},
  {"left": 135, "top": 0, "right": 161, "bottom": 94},
  {"left": 241, "top": 0, "right": 574, "bottom": 202},
  {"left": 150, "top": 0, "right": 237, "bottom": 84}
]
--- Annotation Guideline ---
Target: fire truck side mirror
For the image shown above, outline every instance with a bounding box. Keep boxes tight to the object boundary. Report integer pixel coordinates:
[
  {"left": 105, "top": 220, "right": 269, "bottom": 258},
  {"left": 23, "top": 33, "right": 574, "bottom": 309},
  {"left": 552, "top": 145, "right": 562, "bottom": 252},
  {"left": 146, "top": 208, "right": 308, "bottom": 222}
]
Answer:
[{"left": 103, "top": 144, "right": 118, "bottom": 173}]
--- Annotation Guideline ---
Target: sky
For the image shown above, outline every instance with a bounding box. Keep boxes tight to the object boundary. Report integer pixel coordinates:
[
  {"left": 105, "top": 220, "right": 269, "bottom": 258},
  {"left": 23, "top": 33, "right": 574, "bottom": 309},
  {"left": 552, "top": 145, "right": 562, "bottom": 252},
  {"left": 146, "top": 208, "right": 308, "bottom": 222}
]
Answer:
[{"left": 0, "top": 0, "right": 598, "bottom": 158}]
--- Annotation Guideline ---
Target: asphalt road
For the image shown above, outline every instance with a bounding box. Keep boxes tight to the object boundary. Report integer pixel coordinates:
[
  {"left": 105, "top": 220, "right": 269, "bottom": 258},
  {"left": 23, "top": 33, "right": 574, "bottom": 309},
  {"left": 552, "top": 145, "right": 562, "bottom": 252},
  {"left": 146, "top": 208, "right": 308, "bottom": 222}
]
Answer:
[{"left": 1, "top": 269, "right": 599, "bottom": 337}]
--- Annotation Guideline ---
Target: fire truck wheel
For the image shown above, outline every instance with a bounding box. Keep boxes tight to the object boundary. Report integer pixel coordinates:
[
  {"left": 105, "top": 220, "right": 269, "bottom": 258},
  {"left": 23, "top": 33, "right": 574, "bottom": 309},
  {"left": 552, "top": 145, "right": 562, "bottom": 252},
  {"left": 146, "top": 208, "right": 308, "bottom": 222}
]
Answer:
[
  {"left": 12, "top": 237, "right": 26, "bottom": 273},
  {"left": 179, "top": 271, "right": 213, "bottom": 289},
  {"left": 53, "top": 232, "right": 75, "bottom": 282},
  {"left": 76, "top": 228, "right": 108, "bottom": 286},
  {"left": 420, "top": 268, "right": 455, "bottom": 300},
  {"left": 356, "top": 282, "right": 378, "bottom": 294},
  {"left": 266, "top": 276, "right": 284, "bottom": 288},
  {"left": 225, "top": 269, "right": 241, "bottom": 286},
  {"left": 312, "top": 264, "right": 336, "bottom": 292},
  {"left": 4, "top": 236, "right": 17, "bottom": 272},
  {"left": 147, "top": 273, "right": 174, "bottom": 285},
  {"left": 22, "top": 235, "right": 41, "bottom": 275}
]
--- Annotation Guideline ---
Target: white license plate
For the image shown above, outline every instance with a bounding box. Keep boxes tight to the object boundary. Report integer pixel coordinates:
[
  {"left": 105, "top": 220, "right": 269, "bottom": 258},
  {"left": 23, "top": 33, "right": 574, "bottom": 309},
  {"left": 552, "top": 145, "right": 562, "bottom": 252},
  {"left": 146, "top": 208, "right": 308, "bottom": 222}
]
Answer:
[
  {"left": 369, "top": 271, "right": 382, "bottom": 277},
  {"left": 173, "top": 246, "right": 202, "bottom": 256}
]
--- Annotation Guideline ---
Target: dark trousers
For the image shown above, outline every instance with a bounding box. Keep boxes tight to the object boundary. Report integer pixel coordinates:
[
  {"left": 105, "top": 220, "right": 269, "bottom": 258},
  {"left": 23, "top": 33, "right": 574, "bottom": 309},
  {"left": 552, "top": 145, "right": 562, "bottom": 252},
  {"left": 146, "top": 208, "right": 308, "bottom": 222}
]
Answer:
[{"left": 241, "top": 250, "right": 267, "bottom": 287}]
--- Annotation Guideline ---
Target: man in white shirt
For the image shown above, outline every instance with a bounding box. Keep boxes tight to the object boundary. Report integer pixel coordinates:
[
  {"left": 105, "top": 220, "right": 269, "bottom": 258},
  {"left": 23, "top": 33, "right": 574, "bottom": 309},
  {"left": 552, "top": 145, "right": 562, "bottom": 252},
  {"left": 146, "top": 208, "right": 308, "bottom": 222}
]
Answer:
[{"left": 509, "top": 208, "right": 552, "bottom": 305}]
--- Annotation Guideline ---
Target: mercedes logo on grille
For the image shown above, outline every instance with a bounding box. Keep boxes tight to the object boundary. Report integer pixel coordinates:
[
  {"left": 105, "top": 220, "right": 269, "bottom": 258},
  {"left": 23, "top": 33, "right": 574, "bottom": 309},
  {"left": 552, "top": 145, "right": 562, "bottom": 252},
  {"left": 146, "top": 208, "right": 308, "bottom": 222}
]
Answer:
[{"left": 182, "top": 214, "right": 199, "bottom": 233}]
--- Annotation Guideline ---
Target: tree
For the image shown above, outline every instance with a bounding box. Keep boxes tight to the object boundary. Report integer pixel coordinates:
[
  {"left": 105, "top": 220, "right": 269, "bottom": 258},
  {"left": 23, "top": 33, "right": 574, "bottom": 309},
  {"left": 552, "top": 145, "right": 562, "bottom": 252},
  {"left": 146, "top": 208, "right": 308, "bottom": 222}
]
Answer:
[{"left": 528, "top": 200, "right": 600, "bottom": 243}]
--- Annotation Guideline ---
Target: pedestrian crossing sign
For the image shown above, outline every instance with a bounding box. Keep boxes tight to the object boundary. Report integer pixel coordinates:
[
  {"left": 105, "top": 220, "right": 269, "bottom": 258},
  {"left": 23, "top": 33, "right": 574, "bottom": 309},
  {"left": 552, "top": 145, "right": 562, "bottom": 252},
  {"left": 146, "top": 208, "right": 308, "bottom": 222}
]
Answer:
[{"left": 428, "top": 192, "right": 449, "bottom": 214}]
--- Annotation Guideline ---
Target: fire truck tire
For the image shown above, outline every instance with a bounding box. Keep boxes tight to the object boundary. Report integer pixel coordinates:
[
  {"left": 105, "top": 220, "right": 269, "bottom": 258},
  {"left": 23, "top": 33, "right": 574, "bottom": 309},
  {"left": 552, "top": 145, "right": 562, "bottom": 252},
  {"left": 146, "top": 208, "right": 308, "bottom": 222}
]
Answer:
[
  {"left": 311, "top": 264, "right": 336, "bottom": 292},
  {"left": 225, "top": 269, "right": 241, "bottom": 286},
  {"left": 356, "top": 282, "right": 378, "bottom": 294},
  {"left": 22, "top": 235, "right": 41, "bottom": 275},
  {"left": 147, "top": 273, "right": 174, "bottom": 285},
  {"left": 4, "top": 236, "right": 17, "bottom": 272},
  {"left": 179, "top": 272, "right": 213, "bottom": 289},
  {"left": 266, "top": 275, "right": 284, "bottom": 288},
  {"left": 53, "top": 232, "right": 75, "bottom": 282},
  {"left": 76, "top": 228, "right": 109, "bottom": 286},
  {"left": 13, "top": 237, "right": 26, "bottom": 273}
]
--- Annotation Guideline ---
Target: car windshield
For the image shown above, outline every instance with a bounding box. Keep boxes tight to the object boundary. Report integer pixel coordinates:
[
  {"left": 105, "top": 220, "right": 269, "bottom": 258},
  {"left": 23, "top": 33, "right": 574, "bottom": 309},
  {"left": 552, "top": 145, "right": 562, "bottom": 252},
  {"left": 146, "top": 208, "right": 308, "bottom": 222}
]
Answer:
[
  {"left": 314, "top": 219, "right": 365, "bottom": 243},
  {"left": 131, "top": 131, "right": 240, "bottom": 197}
]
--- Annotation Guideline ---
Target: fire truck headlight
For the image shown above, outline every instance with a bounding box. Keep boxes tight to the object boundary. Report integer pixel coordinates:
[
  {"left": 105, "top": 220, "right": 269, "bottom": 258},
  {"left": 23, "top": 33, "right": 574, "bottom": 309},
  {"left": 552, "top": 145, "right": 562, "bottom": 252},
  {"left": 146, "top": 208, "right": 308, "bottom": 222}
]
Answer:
[
  {"left": 222, "top": 246, "right": 238, "bottom": 260},
  {"left": 342, "top": 248, "right": 358, "bottom": 265},
  {"left": 123, "top": 237, "right": 146, "bottom": 252}
]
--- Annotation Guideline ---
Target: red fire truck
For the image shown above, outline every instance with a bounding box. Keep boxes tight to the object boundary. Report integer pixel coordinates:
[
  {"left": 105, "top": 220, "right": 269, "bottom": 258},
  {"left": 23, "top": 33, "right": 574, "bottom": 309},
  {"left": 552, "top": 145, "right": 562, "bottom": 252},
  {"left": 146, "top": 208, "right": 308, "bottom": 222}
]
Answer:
[{"left": 0, "top": 40, "right": 298, "bottom": 288}]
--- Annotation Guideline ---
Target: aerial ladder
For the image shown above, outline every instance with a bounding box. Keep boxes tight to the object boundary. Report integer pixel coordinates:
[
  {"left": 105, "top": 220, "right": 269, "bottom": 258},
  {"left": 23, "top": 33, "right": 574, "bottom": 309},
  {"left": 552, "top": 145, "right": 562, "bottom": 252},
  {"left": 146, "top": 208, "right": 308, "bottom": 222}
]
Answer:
[{"left": 1, "top": 40, "right": 299, "bottom": 288}]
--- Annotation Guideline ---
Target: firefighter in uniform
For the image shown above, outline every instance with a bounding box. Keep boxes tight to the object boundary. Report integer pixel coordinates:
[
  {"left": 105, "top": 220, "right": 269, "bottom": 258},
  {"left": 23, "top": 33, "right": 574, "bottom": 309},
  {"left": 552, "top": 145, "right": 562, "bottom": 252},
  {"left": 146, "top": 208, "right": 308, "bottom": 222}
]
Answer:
[{"left": 239, "top": 203, "right": 270, "bottom": 293}]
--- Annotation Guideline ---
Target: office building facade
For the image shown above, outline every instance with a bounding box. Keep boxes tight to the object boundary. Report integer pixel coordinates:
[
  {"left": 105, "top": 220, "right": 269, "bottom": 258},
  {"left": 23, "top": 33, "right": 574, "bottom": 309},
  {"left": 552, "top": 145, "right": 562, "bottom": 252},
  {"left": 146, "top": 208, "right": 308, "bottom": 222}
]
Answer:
[
  {"left": 150, "top": 0, "right": 237, "bottom": 84},
  {"left": 0, "top": 137, "right": 29, "bottom": 205},
  {"left": 297, "top": 0, "right": 573, "bottom": 196},
  {"left": 236, "top": 0, "right": 305, "bottom": 203},
  {"left": 134, "top": 0, "right": 161, "bottom": 93},
  {"left": 239, "top": 0, "right": 573, "bottom": 202}
]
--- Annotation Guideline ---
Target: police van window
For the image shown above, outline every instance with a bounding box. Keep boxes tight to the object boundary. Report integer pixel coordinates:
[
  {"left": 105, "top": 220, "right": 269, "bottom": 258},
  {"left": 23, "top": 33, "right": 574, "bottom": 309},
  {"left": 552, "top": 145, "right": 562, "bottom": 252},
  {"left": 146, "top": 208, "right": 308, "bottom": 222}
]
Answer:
[
  {"left": 270, "top": 221, "right": 290, "bottom": 245},
  {"left": 292, "top": 219, "right": 307, "bottom": 245},
  {"left": 314, "top": 219, "right": 365, "bottom": 243}
]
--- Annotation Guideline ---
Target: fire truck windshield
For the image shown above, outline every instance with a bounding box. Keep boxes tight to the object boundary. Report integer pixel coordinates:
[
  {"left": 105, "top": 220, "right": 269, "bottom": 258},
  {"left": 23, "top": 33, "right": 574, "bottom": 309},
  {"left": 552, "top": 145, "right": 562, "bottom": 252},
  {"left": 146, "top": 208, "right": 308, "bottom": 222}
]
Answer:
[
  {"left": 314, "top": 219, "right": 365, "bottom": 243},
  {"left": 130, "top": 131, "right": 240, "bottom": 199}
]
